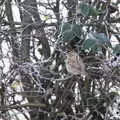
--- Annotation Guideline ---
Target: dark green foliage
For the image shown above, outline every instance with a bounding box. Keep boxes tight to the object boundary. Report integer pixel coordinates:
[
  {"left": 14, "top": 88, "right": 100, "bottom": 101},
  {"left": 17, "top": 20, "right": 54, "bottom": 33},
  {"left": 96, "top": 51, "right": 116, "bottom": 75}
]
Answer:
[
  {"left": 59, "top": 23, "right": 82, "bottom": 42},
  {"left": 82, "top": 33, "right": 112, "bottom": 52},
  {"left": 78, "top": 3, "right": 99, "bottom": 17},
  {"left": 71, "top": 24, "right": 82, "bottom": 38},
  {"left": 62, "top": 29, "right": 75, "bottom": 42},
  {"left": 82, "top": 38, "right": 99, "bottom": 52}
]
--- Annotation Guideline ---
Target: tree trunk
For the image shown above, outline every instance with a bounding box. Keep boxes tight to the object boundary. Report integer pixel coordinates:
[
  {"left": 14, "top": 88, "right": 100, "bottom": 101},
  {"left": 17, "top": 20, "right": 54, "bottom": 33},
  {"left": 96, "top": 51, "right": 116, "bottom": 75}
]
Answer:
[
  {"left": 20, "top": 0, "right": 33, "bottom": 62},
  {"left": 5, "top": 0, "right": 19, "bottom": 62}
]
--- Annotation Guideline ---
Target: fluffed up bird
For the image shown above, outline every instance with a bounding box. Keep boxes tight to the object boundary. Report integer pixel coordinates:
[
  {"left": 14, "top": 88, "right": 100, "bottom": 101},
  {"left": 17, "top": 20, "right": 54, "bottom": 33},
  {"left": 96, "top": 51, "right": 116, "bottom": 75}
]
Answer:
[{"left": 65, "top": 50, "right": 86, "bottom": 76}]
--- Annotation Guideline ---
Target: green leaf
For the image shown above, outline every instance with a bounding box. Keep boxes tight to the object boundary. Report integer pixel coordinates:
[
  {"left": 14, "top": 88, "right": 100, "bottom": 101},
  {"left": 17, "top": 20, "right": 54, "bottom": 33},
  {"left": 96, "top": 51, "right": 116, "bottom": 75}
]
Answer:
[
  {"left": 59, "top": 23, "right": 71, "bottom": 34},
  {"left": 93, "top": 33, "right": 109, "bottom": 42},
  {"left": 58, "top": 23, "right": 72, "bottom": 40},
  {"left": 89, "top": 6, "right": 98, "bottom": 16},
  {"left": 82, "top": 33, "right": 112, "bottom": 52},
  {"left": 72, "top": 24, "right": 82, "bottom": 38},
  {"left": 44, "top": 15, "right": 49, "bottom": 20},
  {"left": 82, "top": 39, "right": 97, "bottom": 51},
  {"left": 62, "top": 30, "right": 75, "bottom": 42},
  {"left": 113, "top": 44, "right": 120, "bottom": 54},
  {"left": 58, "top": 23, "right": 83, "bottom": 42},
  {"left": 88, "top": 32, "right": 112, "bottom": 48},
  {"left": 12, "top": 81, "right": 21, "bottom": 89},
  {"left": 79, "top": 3, "right": 89, "bottom": 16},
  {"left": 78, "top": 3, "right": 98, "bottom": 16}
]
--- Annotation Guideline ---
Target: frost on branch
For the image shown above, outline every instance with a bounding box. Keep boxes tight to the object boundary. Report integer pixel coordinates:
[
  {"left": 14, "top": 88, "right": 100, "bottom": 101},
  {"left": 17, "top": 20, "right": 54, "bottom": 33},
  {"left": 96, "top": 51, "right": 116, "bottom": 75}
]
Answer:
[{"left": 6, "top": 62, "right": 53, "bottom": 94}]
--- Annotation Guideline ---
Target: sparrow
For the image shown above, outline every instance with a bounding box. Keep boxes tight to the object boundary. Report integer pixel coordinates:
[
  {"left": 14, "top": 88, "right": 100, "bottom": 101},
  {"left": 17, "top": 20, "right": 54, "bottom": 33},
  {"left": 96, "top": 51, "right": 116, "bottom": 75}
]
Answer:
[{"left": 65, "top": 50, "right": 86, "bottom": 76}]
